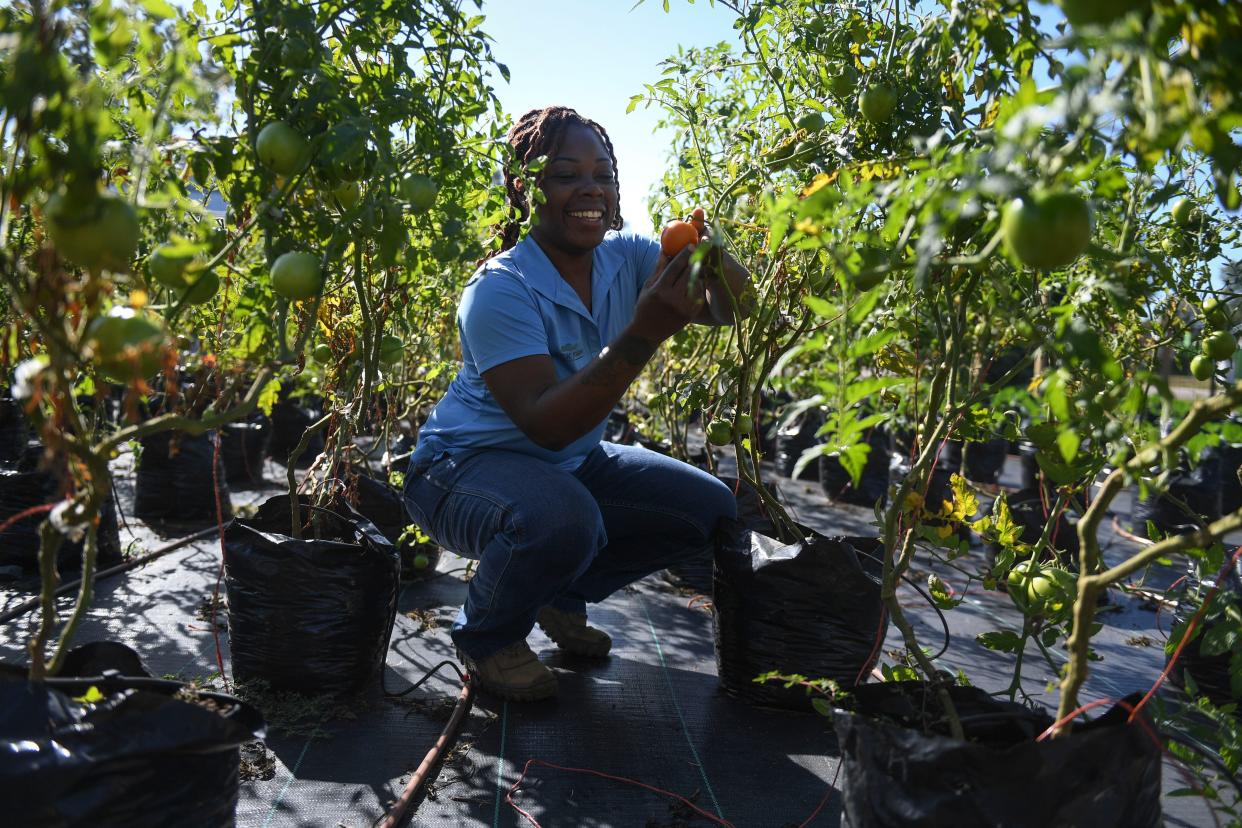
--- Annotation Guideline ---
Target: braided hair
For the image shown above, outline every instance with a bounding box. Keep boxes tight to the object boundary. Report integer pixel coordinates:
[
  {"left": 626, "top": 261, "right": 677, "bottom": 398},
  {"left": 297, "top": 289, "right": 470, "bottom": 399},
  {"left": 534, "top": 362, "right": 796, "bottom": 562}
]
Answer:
[{"left": 491, "top": 106, "right": 624, "bottom": 257}]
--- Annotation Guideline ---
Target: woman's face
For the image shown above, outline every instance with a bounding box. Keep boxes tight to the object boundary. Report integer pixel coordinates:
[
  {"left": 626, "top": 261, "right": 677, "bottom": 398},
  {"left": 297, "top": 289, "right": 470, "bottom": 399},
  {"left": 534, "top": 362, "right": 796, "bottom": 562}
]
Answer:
[{"left": 529, "top": 124, "right": 619, "bottom": 255}]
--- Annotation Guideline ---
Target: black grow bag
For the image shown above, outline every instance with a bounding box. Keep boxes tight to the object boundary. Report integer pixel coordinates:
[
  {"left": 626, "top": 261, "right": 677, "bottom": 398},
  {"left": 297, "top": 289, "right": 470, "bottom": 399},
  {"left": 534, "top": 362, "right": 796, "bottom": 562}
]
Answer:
[
  {"left": 1218, "top": 441, "right": 1242, "bottom": 516},
  {"left": 1169, "top": 555, "right": 1242, "bottom": 707},
  {"left": 713, "top": 531, "right": 887, "bottom": 711},
  {"left": 220, "top": 418, "right": 270, "bottom": 488},
  {"left": 1131, "top": 450, "right": 1222, "bottom": 539},
  {"left": 961, "top": 437, "right": 1009, "bottom": 486},
  {"left": 818, "top": 427, "right": 890, "bottom": 508},
  {"left": 0, "top": 642, "right": 264, "bottom": 828},
  {"left": 0, "top": 396, "right": 32, "bottom": 466},
  {"left": 0, "top": 465, "right": 122, "bottom": 576},
  {"left": 832, "top": 682, "right": 1162, "bottom": 828},
  {"left": 223, "top": 495, "right": 399, "bottom": 694},
  {"left": 350, "top": 472, "right": 442, "bottom": 580},
  {"left": 266, "top": 398, "right": 325, "bottom": 468},
  {"left": 775, "top": 409, "right": 822, "bottom": 480},
  {"left": 133, "top": 430, "right": 231, "bottom": 524}
]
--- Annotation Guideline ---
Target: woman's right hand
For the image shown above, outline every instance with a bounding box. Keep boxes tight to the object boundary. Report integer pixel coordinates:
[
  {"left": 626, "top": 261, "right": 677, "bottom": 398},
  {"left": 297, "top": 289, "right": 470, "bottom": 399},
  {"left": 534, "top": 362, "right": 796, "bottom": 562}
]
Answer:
[{"left": 629, "top": 245, "right": 706, "bottom": 344}]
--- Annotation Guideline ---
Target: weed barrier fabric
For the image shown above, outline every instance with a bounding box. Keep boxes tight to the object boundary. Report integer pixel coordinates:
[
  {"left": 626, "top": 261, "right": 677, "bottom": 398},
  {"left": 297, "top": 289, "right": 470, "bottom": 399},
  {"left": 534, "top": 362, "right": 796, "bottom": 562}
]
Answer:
[
  {"left": 713, "top": 531, "right": 886, "bottom": 711},
  {"left": 349, "top": 472, "right": 442, "bottom": 579},
  {"left": 133, "top": 430, "right": 232, "bottom": 523},
  {"left": 832, "top": 682, "right": 1162, "bottom": 828},
  {"left": 0, "top": 644, "right": 264, "bottom": 828},
  {"left": 223, "top": 495, "right": 399, "bottom": 695},
  {"left": 0, "top": 465, "right": 122, "bottom": 575}
]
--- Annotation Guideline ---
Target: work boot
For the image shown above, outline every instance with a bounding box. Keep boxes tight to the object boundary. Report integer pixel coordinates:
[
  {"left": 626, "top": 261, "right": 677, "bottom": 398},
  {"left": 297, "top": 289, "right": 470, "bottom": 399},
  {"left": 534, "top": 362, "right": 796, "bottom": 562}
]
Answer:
[
  {"left": 457, "top": 641, "right": 557, "bottom": 701},
  {"left": 536, "top": 606, "right": 612, "bottom": 657}
]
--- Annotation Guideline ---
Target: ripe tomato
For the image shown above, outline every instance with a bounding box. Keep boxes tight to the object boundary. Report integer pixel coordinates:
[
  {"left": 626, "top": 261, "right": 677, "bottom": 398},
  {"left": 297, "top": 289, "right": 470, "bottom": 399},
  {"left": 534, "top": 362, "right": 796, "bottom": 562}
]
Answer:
[
  {"left": 1190, "top": 354, "right": 1214, "bottom": 381},
  {"left": 858, "top": 83, "right": 896, "bottom": 124},
  {"left": 705, "top": 419, "right": 734, "bottom": 446},
  {"left": 46, "top": 192, "right": 139, "bottom": 273},
  {"left": 1002, "top": 192, "right": 1092, "bottom": 270},
  {"left": 86, "top": 308, "right": 167, "bottom": 381},
  {"left": 378, "top": 334, "right": 404, "bottom": 366},
  {"left": 256, "top": 121, "right": 308, "bottom": 176},
  {"left": 270, "top": 251, "right": 323, "bottom": 300},
  {"left": 400, "top": 174, "right": 438, "bottom": 211},
  {"left": 660, "top": 220, "right": 698, "bottom": 257},
  {"left": 178, "top": 270, "right": 219, "bottom": 305},
  {"left": 690, "top": 207, "right": 707, "bottom": 235}
]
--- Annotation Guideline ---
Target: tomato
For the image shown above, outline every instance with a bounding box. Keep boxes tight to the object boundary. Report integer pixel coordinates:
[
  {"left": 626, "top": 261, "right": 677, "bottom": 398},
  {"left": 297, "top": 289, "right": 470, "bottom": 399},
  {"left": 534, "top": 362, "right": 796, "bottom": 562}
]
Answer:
[
  {"left": 706, "top": 419, "right": 734, "bottom": 446},
  {"left": 1203, "top": 330, "right": 1236, "bottom": 361},
  {"left": 690, "top": 207, "right": 707, "bottom": 235},
  {"left": 270, "top": 251, "right": 323, "bottom": 300},
  {"left": 333, "top": 181, "right": 361, "bottom": 211},
  {"left": 795, "top": 111, "right": 825, "bottom": 132},
  {"left": 1204, "top": 296, "right": 1232, "bottom": 330},
  {"left": 312, "top": 343, "right": 333, "bottom": 365},
  {"left": 735, "top": 413, "right": 754, "bottom": 434},
  {"left": 660, "top": 220, "right": 699, "bottom": 257},
  {"left": 1056, "top": 0, "right": 1149, "bottom": 27},
  {"left": 1170, "top": 197, "right": 1197, "bottom": 227},
  {"left": 413, "top": 553, "right": 430, "bottom": 570},
  {"left": 1002, "top": 192, "right": 1092, "bottom": 270},
  {"left": 828, "top": 66, "right": 857, "bottom": 99},
  {"left": 1190, "top": 354, "right": 1214, "bottom": 381},
  {"left": 86, "top": 308, "right": 167, "bottom": 381},
  {"left": 378, "top": 334, "right": 404, "bottom": 366},
  {"left": 45, "top": 192, "right": 140, "bottom": 273},
  {"left": 256, "top": 121, "right": 308, "bottom": 176},
  {"left": 148, "top": 244, "right": 192, "bottom": 289},
  {"left": 858, "top": 83, "right": 896, "bottom": 124},
  {"left": 177, "top": 270, "right": 219, "bottom": 305},
  {"left": 400, "top": 174, "right": 438, "bottom": 211}
]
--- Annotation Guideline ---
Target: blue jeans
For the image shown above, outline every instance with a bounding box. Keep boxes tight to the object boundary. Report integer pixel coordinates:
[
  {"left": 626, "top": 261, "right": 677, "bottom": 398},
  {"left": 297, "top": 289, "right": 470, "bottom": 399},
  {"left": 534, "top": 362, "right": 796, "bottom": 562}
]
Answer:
[{"left": 403, "top": 442, "right": 737, "bottom": 660}]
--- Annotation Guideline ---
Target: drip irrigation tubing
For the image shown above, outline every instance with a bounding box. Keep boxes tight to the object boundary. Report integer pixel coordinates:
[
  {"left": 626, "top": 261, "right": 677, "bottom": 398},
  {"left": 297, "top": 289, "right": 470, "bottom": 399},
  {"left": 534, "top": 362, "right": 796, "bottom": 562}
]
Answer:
[
  {"left": 375, "top": 671, "right": 474, "bottom": 828},
  {"left": 0, "top": 525, "right": 217, "bottom": 626}
]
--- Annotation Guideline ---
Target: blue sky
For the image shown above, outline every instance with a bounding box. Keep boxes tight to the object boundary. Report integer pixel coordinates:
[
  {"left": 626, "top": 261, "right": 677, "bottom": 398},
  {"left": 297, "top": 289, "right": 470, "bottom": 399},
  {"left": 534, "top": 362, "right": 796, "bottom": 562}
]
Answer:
[{"left": 477, "top": 1, "right": 742, "bottom": 233}]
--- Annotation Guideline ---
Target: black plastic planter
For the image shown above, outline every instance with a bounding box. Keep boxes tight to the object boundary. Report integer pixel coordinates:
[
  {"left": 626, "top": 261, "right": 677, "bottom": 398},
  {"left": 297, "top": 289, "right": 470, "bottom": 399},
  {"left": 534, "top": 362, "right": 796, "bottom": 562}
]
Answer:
[
  {"left": 775, "top": 409, "right": 823, "bottom": 480},
  {"left": 713, "top": 531, "right": 887, "bottom": 711},
  {"left": 0, "top": 643, "right": 265, "bottom": 828},
  {"left": 961, "top": 437, "right": 1009, "bottom": 486},
  {"left": 266, "top": 398, "right": 326, "bottom": 468},
  {"left": 1169, "top": 556, "right": 1242, "bottom": 708},
  {"left": 350, "top": 472, "right": 442, "bottom": 580},
  {"left": 0, "top": 396, "right": 31, "bottom": 466},
  {"left": 818, "top": 427, "right": 890, "bottom": 508},
  {"left": 1131, "top": 450, "right": 1223, "bottom": 539},
  {"left": 832, "top": 682, "right": 1162, "bottom": 828},
  {"left": 0, "top": 462, "right": 122, "bottom": 576},
  {"left": 133, "top": 430, "right": 232, "bottom": 524},
  {"left": 223, "top": 495, "right": 399, "bottom": 695},
  {"left": 1218, "top": 440, "right": 1242, "bottom": 517},
  {"left": 220, "top": 418, "right": 270, "bottom": 488}
]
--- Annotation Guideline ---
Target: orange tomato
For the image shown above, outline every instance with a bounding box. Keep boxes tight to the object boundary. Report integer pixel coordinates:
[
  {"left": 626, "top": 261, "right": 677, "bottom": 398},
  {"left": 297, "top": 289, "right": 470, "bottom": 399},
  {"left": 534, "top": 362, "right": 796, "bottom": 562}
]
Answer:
[
  {"left": 660, "top": 220, "right": 698, "bottom": 257},
  {"left": 690, "top": 207, "right": 706, "bottom": 235}
]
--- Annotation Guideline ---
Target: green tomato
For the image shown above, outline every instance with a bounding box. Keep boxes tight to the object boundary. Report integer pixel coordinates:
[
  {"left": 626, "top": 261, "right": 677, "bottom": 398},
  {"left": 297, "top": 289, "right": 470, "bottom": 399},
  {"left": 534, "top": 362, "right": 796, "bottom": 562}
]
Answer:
[
  {"left": 1170, "top": 197, "right": 1196, "bottom": 227},
  {"left": 312, "top": 343, "right": 333, "bottom": 365},
  {"left": 735, "top": 413, "right": 754, "bottom": 434},
  {"left": 1203, "top": 330, "right": 1237, "bottom": 361},
  {"left": 858, "top": 83, "right": 897, "bottom": 124},
  {"left": 45, "top": 193, "right": 139, "bottom": 273},
  {"left": 333, "top": 181, "right": 361, "bottom": 211},
  {"left": 1190, "top": 354, "right": 1214, "bottom": 382},
  {"left": 828, "top": 66, "right": 857, "bottom": 99},
  {"left": 378, "top": 334, "right": 404, "bottom": 366},
  {"left": 177, "top": 270, "right": 219, "bottom": 306},
  {"left": 705, "top": 419, "right": 734, "bottom": 446},
  {"left": 1002, "top": 192, "right": 1092, "bottom": 270},
  {"left": 270, "top": 251, "right": 323, "bottom": 300},
  {"left": 256, "top": 121, "right": 308, "bottom": 176},
  {"left": 413, "top": 553, "right": 430, "bottom": 570},
  {"left": 1203, "top": 296, "right": 1232, "bottom": 330},
  {"left": 148, "top": 244, "right": 193, "bottom": 289},
  {"left": 86, "top": 308, "right": 167, "bottom": 382},
  {"left": 400, "top": 174, "right": 438, "bottom": 211},
  {"left": 795, "top": 111, "right": 826, "bottom": 132}
]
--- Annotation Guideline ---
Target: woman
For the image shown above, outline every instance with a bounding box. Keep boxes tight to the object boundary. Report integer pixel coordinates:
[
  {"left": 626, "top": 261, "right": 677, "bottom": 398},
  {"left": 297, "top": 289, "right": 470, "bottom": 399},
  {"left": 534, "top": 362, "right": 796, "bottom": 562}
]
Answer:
[{"left": 403, "top": 106, "right": 752, "bottom": 701}]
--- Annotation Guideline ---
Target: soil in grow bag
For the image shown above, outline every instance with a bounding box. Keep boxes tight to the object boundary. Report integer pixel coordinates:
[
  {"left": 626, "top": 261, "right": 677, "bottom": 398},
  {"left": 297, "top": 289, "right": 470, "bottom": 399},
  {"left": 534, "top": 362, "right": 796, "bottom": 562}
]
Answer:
[
  {"left": 133, "top": 430, "right": 232, "bottom": 525},
  {"left": 0, "top": 641, "right": 265, "bottom": 828},
  {"left": 775, "top": 409, "right": 823, "bottom": 481},
  {"left": 663, "top": 475, "right": 779, "bottom": 593},
  {"left": 988, "top": 487, "right": 1080, "bottom": 570},
  {"left": 818, "top": 427, "right": 890, "bottom": 508},
  {"left": 1130, "top": 449, "right": 1222, "bottom": 539},
  {"left": 1169, "top": 556, "right": 1242, "bottom": 707},
  {"left": 224, "top": 495, "right": 399, "bottom": 695},
  {"left": 832, "top": 681, "right": 1162, "bottom": 828},
  {"left": 349, "top": 471, "right": 442, "bottom": 580},
  {"left": 266, "top": 397, "right": 326, "bottom": 468},
  {"left": 713, "top": 531, "right": 886, "bottom": 711},
  {"left": 0, "top": 461, "right": 122, "bottom": 577},
  {"left": 220, "top": 417, "right": 270, "bottom": 488}
]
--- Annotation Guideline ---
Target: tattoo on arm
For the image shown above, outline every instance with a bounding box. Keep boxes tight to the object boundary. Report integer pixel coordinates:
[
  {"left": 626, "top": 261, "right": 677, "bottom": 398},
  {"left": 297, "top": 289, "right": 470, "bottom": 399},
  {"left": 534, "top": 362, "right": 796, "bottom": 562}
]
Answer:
[{"left": 581, "top": 333, "right": 657, "bottom": 388}]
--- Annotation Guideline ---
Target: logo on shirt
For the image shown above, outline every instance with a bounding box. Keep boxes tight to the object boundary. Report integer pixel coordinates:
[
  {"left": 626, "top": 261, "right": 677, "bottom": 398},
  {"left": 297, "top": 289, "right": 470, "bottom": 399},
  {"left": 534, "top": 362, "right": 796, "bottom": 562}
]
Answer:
[{"left": 558, "top": 341, "right": 585, "bottom": 362}]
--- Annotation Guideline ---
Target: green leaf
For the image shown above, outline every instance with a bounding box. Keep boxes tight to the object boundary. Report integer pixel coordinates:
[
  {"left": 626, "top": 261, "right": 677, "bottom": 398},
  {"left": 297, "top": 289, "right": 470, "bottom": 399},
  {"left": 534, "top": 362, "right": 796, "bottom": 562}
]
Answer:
[
  {"left": 1057, "top": 428, "right": 1080, "bottom": 464},
  {"left": 1201, "top": 624, "right": 1237, "bottom": 657},
  {"left": 140, "top": 0, "right": 177, "bottom": 18},
  {"left": 803, "top": 294, "right": 836, "bottom": 319},
  {"left": 811, "top": 698, "right": 832, "bottom": 717},
  {"left": 977, "top": 630, "right": 1024, "bottom": 654},
  {"left": 256, "top": 377, "right": 281, "bottom": 417}
]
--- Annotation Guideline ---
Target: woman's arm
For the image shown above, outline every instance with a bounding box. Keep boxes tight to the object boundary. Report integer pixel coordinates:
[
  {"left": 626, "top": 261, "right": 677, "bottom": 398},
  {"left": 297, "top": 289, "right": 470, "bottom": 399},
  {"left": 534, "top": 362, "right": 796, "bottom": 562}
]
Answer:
[{"left": 482, "top": 246, "right": 703, "bottom": 452}]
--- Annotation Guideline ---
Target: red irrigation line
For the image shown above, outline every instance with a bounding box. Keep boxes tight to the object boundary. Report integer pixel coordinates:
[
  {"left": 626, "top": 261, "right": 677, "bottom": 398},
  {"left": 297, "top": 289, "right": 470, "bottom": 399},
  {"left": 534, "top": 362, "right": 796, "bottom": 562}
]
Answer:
[
  {"left": 506, "top": 759, "right": 737, "bottom": 828},
  {"left": 1127, "top": 544, "right": 1242, "bottom": 723},
  {"left": 209, "top": 428, "right": 229, "bottom": 691},
  {"left": 0, "top": 501, "right": 59, "bottom": 535}
]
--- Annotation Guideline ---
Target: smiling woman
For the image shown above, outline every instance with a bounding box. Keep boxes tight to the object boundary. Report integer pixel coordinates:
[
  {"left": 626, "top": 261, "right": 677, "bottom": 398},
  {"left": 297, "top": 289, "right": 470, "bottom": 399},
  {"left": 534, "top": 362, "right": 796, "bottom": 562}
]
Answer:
[{"left": 402, "top": 105, "right": 753, "bottom": 702}]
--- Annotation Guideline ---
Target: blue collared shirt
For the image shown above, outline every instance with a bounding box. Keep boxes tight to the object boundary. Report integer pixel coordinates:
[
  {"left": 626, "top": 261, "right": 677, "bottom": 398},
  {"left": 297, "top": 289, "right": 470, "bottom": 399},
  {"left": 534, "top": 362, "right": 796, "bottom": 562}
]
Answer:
[{"left": 411, "top": 229, "right": 661, "bottom": 472}]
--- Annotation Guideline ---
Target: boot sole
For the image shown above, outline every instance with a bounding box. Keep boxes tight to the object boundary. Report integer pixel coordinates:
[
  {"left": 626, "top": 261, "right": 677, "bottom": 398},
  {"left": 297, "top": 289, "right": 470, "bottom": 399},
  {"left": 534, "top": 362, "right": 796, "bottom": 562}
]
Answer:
[{"left": 536, "top": 622, "right": 612, "bottom": 657}]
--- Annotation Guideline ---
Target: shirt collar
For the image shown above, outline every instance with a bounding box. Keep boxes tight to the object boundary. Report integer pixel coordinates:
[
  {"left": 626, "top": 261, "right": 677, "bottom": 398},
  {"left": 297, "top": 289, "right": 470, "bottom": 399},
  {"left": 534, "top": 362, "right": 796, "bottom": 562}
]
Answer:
[{"left": 509, "top": 232, "right": 625, "bottom": 322}]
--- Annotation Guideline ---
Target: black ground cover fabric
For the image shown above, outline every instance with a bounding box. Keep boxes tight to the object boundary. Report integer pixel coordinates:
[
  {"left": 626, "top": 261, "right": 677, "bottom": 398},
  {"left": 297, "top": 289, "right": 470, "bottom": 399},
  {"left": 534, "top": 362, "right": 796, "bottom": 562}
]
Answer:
[
  {"left": 818, "top": 427, "right": 890, "bottom": 507},
  {"left": 0, "top": 464, "right": 121, "bottom": 575},
  {"left": 348, "top": 471, "right": 442, "bottom": 580},
  {"left": 0, "top": 642, "right": 264, "bottom": 828},
  {"left": 133, "top": 430, "right": 231, "bottom": 523},
  {"left": 223, "top": 495, "right": 399, "bottom": 694},
  {"left": 713, "top": 530, "right": 886, "bottom": 710},
  {"left": 221, "top": 419, "right": 270, "bottom": 488},
  {"left": 832, "top": 682, "right": 1162, "bottom": 828}
]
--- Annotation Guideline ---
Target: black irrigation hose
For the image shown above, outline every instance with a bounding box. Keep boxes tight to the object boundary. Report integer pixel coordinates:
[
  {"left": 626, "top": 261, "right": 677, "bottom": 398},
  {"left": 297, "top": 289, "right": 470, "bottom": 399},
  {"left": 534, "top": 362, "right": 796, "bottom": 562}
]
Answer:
[
  {"left": 847, "top": 544, "right": 953, "bottom": 662},
  {"left": 0, "top": 525, "right": 218, "bottom": 626},
  {"left": 382, "top": 659, "right": 465, "bottom": 698}
]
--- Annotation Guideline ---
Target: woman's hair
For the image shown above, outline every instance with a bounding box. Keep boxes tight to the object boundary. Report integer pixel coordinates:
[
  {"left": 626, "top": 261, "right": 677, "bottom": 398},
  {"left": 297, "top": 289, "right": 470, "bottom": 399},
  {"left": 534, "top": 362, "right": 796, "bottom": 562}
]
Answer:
[{"left": 490, "top": 106, "right": 623, "bottom": 257}]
